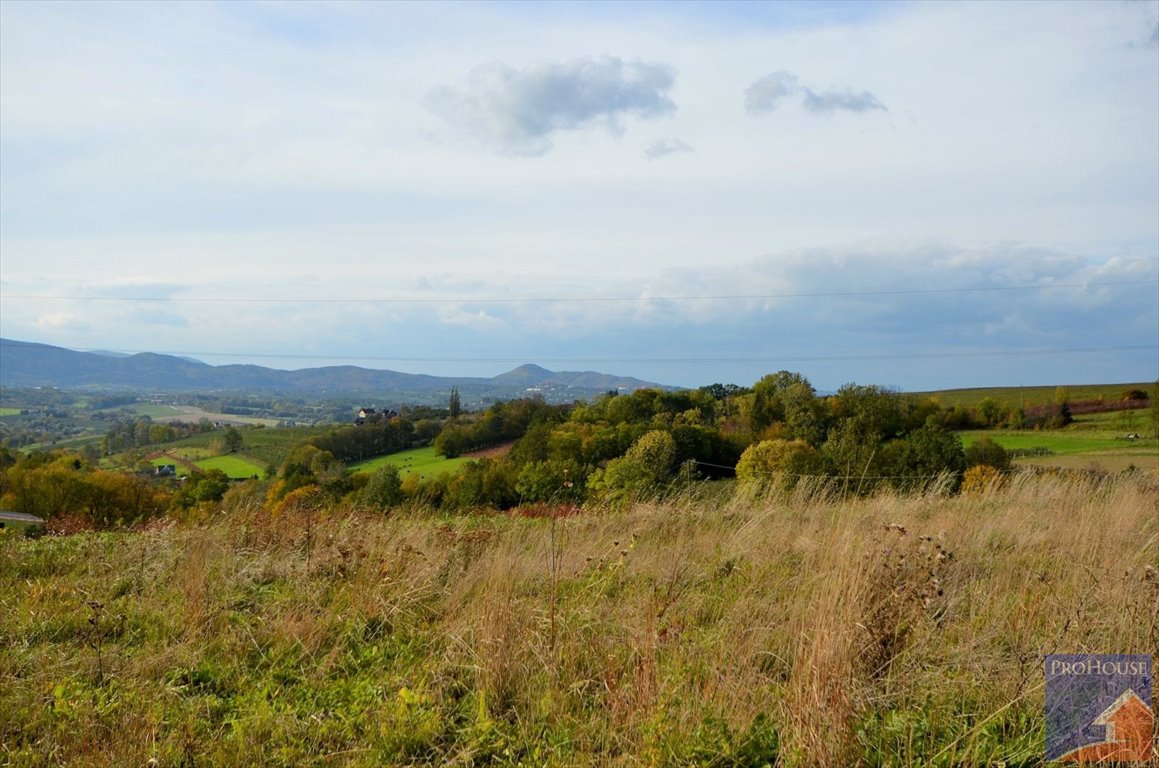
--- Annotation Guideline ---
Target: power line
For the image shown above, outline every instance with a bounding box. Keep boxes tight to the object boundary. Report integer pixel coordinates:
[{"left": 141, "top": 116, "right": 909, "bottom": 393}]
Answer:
[
  {"left": 2, "top": 341, "right": 1151, "bottom": 365},
  {"left": 0, "top": 280, "right": 1153, "bottom": 305}
]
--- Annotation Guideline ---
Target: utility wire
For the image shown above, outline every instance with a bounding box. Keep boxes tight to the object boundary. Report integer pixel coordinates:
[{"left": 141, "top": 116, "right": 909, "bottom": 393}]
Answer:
[
  {"left": 0, "top": 280, "right": 1153, "bottom": 305},
  {"left": 0, "top": 343, "right": 1145, "bottom": 365}
]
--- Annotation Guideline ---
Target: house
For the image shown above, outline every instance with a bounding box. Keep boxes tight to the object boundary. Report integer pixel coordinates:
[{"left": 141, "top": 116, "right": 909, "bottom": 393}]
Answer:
[{"left": 356, "top": 408, "right": 400, "bottom": 425}]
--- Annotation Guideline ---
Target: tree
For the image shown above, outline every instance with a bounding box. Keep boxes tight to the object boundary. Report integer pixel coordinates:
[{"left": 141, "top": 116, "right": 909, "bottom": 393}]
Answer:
[
  {"left": 589, "top": 429, "right": 676, "bottom": 503},
  {"left": 879, "top": 417, "right": 966, "bottom": 492},
  {"left": 449, "top": 387, "right": 461, "bottom": 419},
  {"left": 749, "top": 371, "right": 812, "bottom": 433},
  {"left": 963, "top": 436, "right": 1012, "bottom": 472},
  {"left": 736, "top": 439, "right": 825, "bottom": 495},
  {"left": 975, "top": 398, "right": 1004, "bottom": 428},
  {"left": 223, "top": 426, "right": 243, "bottom": 454},
  {"left": 516, "top": 459, "right": 586, "bottom": 503},
  {"left": 361, "top": 464, "right": 404, "bottom": 509}
]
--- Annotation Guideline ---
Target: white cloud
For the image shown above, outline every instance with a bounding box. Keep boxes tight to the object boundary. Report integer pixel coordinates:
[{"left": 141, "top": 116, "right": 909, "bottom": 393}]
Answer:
[
  {"left": 0, "top": 1, "right": 1155, "bottom": 388},
  {"left": 744, "top": 70, "right": 800, "bottom": 114},
  {"left": 745, "top": 69, "right": 885, "bottom": 115},
  {"left": 801, "top": 87, "right": 886, "bottom": 114},
  {"left": 644, "top": 137, "right": 694, "bottom": 159},
  {"left": 426, "top": 56, "right": 677, "bottom": 155},
  {"left": 35, "top": 312, "right": 90, "bottom": 331}
]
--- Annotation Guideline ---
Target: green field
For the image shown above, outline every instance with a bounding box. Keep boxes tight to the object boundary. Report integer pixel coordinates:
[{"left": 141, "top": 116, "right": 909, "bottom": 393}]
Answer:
[
  {"left": 121, "top": 404, "right": 186, "bottom": 419},
  {"left": 959, "top": 411, "right": 1158, "bottom": 474},
  {"left": 350, "top": 445, "right": 470, "bottom": 478},
  {"left": 162, "top": 425, "right": 330, "bottom": 468},
  {"left": 915, "top": 381, "right": 1153, "bottom": 409},
  {"left": 959, "top": 430, "right": 1139, "bottom": 455},
  {"left": 147, "top": 451, "right": 264, "bottom": 479},
  {"left": 194, "top": 454, "right": 265, "bottom": 479},
  {"left": 0, "top": 407, "right": 21, "bottom": 417}
]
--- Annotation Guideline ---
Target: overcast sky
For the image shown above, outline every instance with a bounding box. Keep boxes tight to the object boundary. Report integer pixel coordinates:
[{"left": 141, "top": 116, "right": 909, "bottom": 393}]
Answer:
[{"left": 1, "top": 0, "right": 1157, "bottom": 391}]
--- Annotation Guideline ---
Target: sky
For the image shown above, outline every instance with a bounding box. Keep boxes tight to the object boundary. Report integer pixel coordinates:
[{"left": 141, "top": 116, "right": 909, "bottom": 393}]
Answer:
[{"left": 1, "top": 0, "right": 1157, "bottom": 392}]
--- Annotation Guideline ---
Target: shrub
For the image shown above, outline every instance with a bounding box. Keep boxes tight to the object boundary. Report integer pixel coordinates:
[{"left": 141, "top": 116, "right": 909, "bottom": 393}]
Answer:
[
  {"left": 963, "top": 437, "right": 1011, "bottom": 472},
  {"left": 735, "top": 438, "right": 825, "bottom": 495},
  {"left": 360, "top": 464, "right": 404, "bottom": 509},
  {"left": 961, "top": 464, "right": 1006, "bottom": 495}
]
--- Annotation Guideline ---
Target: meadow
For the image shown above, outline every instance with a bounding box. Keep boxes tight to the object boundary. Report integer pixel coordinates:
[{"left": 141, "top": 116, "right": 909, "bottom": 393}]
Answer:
[
  {"left": 913, "top": 382, "right": 1153, "bottom": 410},
  {"left": 959, "top": 410, "right": 1158, "bottom": 475},
  {"left": 149, "top": 451, "right": 266, "bottom": 479},
  {"left": 2, "top": 473, "right": 1155, "bottom": 766},
  {"left": 349, "top": 445, "right": 471, "bottom": 478},
  {"left": 162, "top": 425, "right": 333, "bottom": 469}
]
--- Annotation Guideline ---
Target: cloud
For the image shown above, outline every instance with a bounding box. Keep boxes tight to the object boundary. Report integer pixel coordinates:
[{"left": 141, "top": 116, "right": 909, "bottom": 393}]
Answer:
[
  {"left": 801, "top": 87, "right": 887, "bottom": 114},
  {"left": 744, "top": 70, "right": 800, "bottom": 114},
  {"left": 35, "top": 312, "right": 90, "bottom": 331},
  {"left": 644, "top": 137, "right": 694, "bottom": 159},
  {"left": 426, "top": 56, "right": 677, "bottom": 155},
  {"left": 746, "top": 70, "right": 886, "bottom": 115},
  {"left": 1150, "top": 22, "right": 1158, "bottom": 48},
  {"left": 437, "top": 304, "right": 507, "bottom": 331},
  {"left": 123, "top": 308, "right": 189, "bottom": 328}
]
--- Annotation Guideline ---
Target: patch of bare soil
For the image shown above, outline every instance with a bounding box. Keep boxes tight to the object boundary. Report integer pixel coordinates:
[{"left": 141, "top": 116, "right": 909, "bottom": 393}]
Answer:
[{"left": 463, "top": 441, "right": 515, "bottom": 459}]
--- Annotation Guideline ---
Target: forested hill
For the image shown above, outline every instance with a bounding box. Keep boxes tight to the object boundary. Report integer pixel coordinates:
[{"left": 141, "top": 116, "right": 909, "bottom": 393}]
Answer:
[{"left": 0, "top": 339, "right": 672, "bottom": 403}]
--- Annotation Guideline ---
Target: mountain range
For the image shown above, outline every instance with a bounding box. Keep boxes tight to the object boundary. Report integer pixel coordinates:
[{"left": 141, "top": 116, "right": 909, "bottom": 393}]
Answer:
[{"left": 0, "top": 339, "right": 675, "bottom": 404}]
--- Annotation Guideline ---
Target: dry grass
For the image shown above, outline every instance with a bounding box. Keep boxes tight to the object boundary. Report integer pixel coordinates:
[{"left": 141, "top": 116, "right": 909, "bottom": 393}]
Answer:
[{"left": 2, "top": 473, "right": 1157, "bottom": 766}]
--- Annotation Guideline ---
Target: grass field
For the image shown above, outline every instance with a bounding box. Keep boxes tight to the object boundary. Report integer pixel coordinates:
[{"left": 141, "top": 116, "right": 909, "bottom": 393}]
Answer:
[
  {"left": 116, "top": 404, "right": 281, "bottom": 428},
  {"left": 0, "top": 407, "right": 21, "bottom": 417},
  {"left": 162, "top": 426, "right": 331, "bottom": 468},
  {"left": 121, "top": 404, "right": 186, "bottom": 419},
  {"left": 349, "top": 445, "right": 471, "bottom": 478},
  {"left": 147, "top": 451, "right": 265, "bottom": 478},
  {"left": 2, "top": 474, "right": 1155, "bottom": 766},
  {"left": 914, "top": 381, "right": 1153, "bottom": 409},
  {"left": 958, "top": 409, "right": 1159, "bottom": 475},
  {"left": 194, "top": 455, "right": 265, "bottom": 479}
]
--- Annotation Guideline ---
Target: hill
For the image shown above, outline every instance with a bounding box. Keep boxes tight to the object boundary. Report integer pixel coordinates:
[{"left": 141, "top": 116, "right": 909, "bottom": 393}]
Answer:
[{"left": 0, "top": 339, "right": 672, "bottom": 404}]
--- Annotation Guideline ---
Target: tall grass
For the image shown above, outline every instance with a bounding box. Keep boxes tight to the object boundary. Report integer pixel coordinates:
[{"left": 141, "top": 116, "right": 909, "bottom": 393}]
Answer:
[{"left": 2, "top": 474, "right": 1156, "bottom": 766}]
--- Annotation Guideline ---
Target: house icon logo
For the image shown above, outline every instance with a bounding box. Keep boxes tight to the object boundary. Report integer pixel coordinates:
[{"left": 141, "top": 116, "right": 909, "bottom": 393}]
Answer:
[{"left": 1045, "top": 654, "right": 1153, "bottom": 763}]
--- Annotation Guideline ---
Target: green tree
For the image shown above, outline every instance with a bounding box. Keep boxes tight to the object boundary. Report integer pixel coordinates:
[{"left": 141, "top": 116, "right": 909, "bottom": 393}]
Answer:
[
  {"left": 516, "top": 459, "right": 586, "bottom": 503},
  {"left": 736, "top": 439, "right": 825, "bottom": 495},
  {"left": 449, "top": 387, "right": 461, "bottom": 419},
  {"left": 589, "top": 429, "right": 676, "bottom": 504},
  {"left": 172, "top": 469, "right": 231, "bottom": 510},
  {"left": 749, "top": 371, "right": 812, "bottom": 433},
  {"left": 361, "top": 464, "right": 404, "bottom": 509},
  {"left": 434, "top": 424, "right": 468, "bottom": 458},
  {"left": 963, "top": 436, "right": 1011, "bottom": 471},
  {"left": 879, "top": 417, "right": 966, "bottom": 492},
  {"left": 223, "top": 426, "right": 243, "bottom": 454},
  {"left": 975, "top": 398, "right": 1004, "bottom": 428}
]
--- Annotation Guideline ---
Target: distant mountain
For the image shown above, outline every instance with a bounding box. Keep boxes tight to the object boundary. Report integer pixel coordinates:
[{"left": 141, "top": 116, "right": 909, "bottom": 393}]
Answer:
[{"left": 0, "top": 339, "right": 675, "bottom": 404}]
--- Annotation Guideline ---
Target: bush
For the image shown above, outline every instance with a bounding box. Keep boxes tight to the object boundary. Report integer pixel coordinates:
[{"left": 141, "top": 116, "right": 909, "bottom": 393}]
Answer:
[
  {"left": 361, "top": 464, "right": 404, "bottom": 509},
  {"left": 961, "top": 464, "right": 1006, "bottom": 495},
  {"left": 964, "top": 437, "right": 1012, "bottom": 472},
  {"left": 735, "top": 439, "right": 825, "bottom": 495}
]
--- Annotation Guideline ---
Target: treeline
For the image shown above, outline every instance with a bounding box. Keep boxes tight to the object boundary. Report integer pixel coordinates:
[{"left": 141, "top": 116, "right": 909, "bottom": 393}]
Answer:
[
  {"left": 7, "top": 374, "right": 1154, "bottom": 528},
  {"left": 332, "top": 374, "right": 1022, "bottom": 512},
  {"left": 0, "top": 446, "right": 240, "bottom": 529},
  {"left": 101, "top": 417, "right": 210, "bottom": 454}
]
